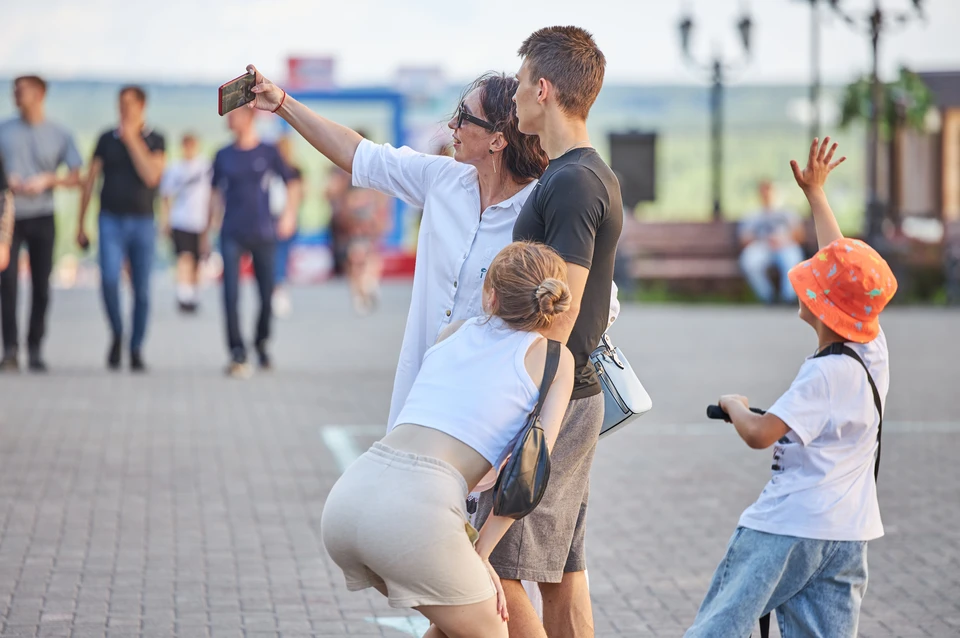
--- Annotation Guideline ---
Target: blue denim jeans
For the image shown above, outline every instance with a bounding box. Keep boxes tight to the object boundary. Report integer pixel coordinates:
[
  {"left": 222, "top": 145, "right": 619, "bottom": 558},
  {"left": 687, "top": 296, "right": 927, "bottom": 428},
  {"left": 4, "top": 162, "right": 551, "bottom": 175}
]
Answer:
[
  {"left": 220, "top": 234, "right": 275, "bottom": 361},
  {"left": 98, "top": 212, "right": 156, "bottom": 352},
  {"left": 740, "top": 241, "right": 805, "bottom": 304},
  {"left": 685, "top": 527, "right": 868, "bottom": 638}
]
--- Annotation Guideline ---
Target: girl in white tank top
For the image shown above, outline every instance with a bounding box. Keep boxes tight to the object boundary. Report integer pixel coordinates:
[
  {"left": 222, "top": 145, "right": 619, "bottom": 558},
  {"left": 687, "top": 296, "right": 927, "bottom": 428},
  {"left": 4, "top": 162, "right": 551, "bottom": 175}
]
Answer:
[{"left": 320, "top": 241, "right": 576, "bottom": 638}]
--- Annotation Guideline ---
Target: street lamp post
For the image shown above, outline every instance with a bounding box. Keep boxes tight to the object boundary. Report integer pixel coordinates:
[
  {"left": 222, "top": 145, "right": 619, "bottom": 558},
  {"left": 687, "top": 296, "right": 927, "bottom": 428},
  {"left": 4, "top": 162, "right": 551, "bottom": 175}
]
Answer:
[
  {"left": 679, "top": 8, "right": 753, "bottom": 221},
  {"left": 828, "top": 0, "right": 925, "bottom": 243}
]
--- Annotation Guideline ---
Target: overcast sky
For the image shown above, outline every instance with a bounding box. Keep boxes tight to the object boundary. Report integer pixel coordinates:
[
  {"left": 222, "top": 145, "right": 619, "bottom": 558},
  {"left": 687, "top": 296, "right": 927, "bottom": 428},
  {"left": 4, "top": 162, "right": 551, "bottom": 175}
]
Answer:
[{"left": 2, "top": 0, "right": 958, "bottom": 86}]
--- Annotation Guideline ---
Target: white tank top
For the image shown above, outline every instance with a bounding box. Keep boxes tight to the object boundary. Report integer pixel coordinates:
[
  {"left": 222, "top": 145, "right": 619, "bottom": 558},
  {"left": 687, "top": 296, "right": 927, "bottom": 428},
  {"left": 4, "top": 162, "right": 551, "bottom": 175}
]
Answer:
[{"left": 395, "top": 316, "right": 542, "bottom": 466}]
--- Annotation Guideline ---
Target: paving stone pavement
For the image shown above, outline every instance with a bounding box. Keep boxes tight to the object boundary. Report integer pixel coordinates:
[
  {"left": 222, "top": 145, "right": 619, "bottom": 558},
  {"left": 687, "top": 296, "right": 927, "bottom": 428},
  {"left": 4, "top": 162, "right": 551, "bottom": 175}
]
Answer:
[{"left": 0, "top": 279, "right": 958, "bottom": 638}]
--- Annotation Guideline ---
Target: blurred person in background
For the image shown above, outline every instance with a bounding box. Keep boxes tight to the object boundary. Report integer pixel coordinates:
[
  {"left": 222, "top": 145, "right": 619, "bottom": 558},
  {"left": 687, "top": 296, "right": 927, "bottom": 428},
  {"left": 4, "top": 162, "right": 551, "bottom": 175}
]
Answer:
[
  {"left": 159, "top": 132, "right": 211, "bottom": 313},
  {"left": 78, "top": 86, "right": 165, "bottom": 372},
  {"left": 324, "top": 165, "right": 351, "bottom": 277},
  {"left": 739, "top": 179, "right": 806, "bottom": 304},
  {"left": 207, "top": 107, "right": 300, "bottom": 379},
  {"left": 0, "top": 75, "right": 82, "bottom": 372},
  {"left": 0, "top": 157, "right": 13, "bottom": 273},
  {"left": 269, "top": 135, "right": 303, "bottom": 318},
  {"left": 242, "top": 64, "right": 548, "bottom": 429},
  {"left": 324, "top": 127, "right": 372, "bottom": 279},
  {"left": 343, "top": 168, "right": 390, "bottom": 315}
]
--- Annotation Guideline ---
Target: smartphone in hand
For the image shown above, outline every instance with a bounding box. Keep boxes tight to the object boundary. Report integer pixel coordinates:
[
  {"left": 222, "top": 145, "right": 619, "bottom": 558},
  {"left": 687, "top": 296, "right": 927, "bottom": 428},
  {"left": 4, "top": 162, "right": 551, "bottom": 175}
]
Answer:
[{"left": 218, "top": 71, "right": 256, "bottom": 116}]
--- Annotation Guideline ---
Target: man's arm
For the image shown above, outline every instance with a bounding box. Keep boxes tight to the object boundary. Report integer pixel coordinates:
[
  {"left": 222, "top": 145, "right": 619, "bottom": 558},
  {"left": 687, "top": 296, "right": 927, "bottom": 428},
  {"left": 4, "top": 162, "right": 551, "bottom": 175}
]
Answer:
[
  {"left": 121, "top": 131, "right": 165, "bottom": 188},
  {"left": 276, "top": 177, "right": 302, "bottom": 240},
  {"left": 77, "top": 157, "right": 103, "bottom": 246},
  {"left": 205, "top": 187, "right": 224, "bottom": 237},
  {"left": 790, "top": 137, "right": 846, "bottom": 250},
  {"left": 0, "top": 191, "right": 11, "bottom": 272},
  {"left": 544, "top": 263, "right": 588, "bottom": 344}
]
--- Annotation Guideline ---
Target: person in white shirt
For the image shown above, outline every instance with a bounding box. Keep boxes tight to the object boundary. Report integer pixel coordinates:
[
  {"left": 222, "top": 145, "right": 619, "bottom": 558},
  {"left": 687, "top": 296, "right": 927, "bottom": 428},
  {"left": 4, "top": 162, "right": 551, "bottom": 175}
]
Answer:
[
  {"left": 160, "top": 133, "right": 211, "bottom": 312},
  {"left": 686, "top": 138, "right": 899, "bottom": 638},
  {"left": 242, "top": 64, "right": 550, "bottom": 428},
  {"left": 321, "top": 241, "right": 576, "bottom": 638}
]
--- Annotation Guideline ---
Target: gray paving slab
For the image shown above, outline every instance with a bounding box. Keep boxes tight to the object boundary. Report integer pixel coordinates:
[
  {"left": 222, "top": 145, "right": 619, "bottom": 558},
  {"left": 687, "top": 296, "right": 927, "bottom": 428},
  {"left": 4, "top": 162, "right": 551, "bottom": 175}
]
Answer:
[{"left": 0, "top": 279, "right": 958, "bottom": 637}]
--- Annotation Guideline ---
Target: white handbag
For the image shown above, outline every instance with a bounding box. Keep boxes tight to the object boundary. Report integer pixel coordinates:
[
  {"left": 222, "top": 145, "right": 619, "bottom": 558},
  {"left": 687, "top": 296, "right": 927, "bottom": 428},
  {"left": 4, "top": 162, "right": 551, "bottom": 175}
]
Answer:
[{"left": 590, "top": 333, "right": 653, "bottom": 438}]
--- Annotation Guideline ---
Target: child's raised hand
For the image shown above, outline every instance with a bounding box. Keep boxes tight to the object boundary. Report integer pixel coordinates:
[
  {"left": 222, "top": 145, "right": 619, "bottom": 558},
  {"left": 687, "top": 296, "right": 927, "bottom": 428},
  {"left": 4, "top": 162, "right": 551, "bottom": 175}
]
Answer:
[{"left": 790, "top": 137, "right": 846, "bottom": 193}]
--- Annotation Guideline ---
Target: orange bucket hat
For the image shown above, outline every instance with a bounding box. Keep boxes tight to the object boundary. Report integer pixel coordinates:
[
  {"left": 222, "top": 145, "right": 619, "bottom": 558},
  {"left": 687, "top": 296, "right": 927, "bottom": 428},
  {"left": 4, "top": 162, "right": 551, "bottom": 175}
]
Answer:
[{"left": 788, "top": 238, "right": 898, "bottom": 343}]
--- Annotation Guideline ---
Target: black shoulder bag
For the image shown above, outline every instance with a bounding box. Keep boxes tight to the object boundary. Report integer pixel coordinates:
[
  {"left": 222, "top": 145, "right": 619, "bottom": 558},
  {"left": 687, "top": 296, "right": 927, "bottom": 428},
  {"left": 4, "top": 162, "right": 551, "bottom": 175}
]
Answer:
[
  {"left": 756, "top": 342, "right": 883, "bottom": 638},
  {"left": 492, "top": 339, "right": 561, "bottom": 520}
]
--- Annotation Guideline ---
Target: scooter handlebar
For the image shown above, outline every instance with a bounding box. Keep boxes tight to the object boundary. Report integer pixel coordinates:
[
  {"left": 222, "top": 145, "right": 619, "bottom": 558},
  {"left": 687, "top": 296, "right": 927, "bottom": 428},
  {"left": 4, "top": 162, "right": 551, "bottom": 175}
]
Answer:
[{"left": 706, "top": 405, "right": 767, "bottom": 421}]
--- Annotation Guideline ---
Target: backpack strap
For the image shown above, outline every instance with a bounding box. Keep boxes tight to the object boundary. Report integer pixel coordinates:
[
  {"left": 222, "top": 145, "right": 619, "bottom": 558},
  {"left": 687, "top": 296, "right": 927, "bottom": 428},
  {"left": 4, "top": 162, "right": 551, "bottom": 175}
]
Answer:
[
  {"left": 813, "top": 342, "right": 884, "bottom": 481},
  {"left": 531, "top": 340, "right": 562, "bottom": 421},
  {"left": 758, "top": 612, "right": 771, "bottom": 638}
]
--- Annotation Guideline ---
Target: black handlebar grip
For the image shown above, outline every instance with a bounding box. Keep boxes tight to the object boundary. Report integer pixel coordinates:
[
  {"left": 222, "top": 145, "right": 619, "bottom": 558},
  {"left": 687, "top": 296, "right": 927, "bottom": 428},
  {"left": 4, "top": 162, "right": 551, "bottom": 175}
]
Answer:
[{"left": 706, "top": 405, "right": 767, "bottom": 421}]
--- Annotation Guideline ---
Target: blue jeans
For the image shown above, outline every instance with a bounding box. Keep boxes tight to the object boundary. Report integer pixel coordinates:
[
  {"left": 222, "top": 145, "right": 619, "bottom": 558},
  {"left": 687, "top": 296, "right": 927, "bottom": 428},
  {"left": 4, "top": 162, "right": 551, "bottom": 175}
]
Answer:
[
  {"left": 685, "top": 527, "right": 868, "bottom": 638},
  {"left": 98, "top": 212, "right": 156, "bottom": 352},
  {"left": 221, "top": 234, "right": 275, "bottom": 361},
  {"left": 740, "top": 241, "right": 804, "bottom": 303}
]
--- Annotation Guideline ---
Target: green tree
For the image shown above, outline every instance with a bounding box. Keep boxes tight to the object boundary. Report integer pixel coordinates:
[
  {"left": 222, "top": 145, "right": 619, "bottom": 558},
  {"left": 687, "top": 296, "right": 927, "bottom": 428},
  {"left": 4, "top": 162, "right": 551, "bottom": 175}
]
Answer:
[{"left": 839, "top": 67, "right": 934, "bottom": 138}]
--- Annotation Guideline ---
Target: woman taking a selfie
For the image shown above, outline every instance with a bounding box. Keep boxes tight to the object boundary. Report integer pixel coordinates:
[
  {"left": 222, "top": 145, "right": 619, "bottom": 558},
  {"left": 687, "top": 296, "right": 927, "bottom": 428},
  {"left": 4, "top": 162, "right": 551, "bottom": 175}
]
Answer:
[
  {"left": 321, "top": 241, "right": 575, "bottom": 638},
  {"left": 243, "top": 64, "right": 548, "bottom": 430}
]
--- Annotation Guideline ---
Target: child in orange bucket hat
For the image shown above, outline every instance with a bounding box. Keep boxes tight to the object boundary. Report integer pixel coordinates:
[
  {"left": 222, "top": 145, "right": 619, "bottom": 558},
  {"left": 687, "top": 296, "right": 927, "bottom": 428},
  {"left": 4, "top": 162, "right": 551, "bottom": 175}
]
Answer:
[{"left": 686, "top": 138, "right": 897, "bottom": 638}]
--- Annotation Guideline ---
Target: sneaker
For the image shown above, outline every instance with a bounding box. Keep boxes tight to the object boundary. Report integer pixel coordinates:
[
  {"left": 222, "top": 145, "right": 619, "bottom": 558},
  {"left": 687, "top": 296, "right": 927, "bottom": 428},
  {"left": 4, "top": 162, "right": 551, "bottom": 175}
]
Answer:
[
  {"left": 256, "top": 343, "right": 272, "bottom": 371},
  {"left": 107, "top": 338, "right": 122, "bottom": 370},
  {"left": 272, "top": 288, "right": 292, "bottom": 319},
  {"left": 226, "top": 359, "right": 252, "bottom": 379},
  {"left": 0, "top": 351, "right": 19, "bottom": 372},
  {"left": 27, "top": 347, "right": 47, "bottom": 373},
  {"left": 130, "top": 351, "right": 147, "bottom": 373}
]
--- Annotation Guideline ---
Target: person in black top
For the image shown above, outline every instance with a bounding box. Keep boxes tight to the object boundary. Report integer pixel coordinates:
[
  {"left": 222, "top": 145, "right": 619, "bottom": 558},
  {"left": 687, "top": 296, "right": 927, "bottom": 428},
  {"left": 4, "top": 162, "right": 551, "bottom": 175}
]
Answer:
[
  {"left": 78, "top": 86, "right": 165, "bottom": 372},
  {"left": 474, "top": 26, "right": 621, "bottom": 638}
]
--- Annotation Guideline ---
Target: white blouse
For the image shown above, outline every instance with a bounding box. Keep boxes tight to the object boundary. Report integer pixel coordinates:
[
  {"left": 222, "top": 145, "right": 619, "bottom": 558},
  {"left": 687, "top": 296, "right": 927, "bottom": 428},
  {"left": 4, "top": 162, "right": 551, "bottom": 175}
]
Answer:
[{"left": 351, "top": 140, "right": 536, "bottom": 430}]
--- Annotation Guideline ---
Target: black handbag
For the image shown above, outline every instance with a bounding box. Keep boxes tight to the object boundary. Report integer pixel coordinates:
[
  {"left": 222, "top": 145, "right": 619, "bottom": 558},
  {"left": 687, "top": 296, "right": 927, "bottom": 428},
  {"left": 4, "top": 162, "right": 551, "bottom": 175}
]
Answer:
[{"left": 492, "top": 339, "right": 561, "bottom": 520}]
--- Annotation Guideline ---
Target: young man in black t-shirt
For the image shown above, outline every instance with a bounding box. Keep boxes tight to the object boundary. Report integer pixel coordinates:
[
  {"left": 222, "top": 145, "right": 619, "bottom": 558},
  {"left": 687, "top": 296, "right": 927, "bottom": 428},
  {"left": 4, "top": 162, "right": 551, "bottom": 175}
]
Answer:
[
  {"left": 78, "top": 86, "right": 165, "bottom": 372},
  {"left": 474, "top": 27, "right": 621, "bottom": 638}
]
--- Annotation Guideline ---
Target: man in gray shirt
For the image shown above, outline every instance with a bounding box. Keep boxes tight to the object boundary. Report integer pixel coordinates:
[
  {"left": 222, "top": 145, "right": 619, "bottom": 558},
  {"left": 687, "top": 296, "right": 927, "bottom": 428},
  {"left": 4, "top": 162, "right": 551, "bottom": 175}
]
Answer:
[{"left": 0, "top": 76, "right": 82, "bottom": 372}]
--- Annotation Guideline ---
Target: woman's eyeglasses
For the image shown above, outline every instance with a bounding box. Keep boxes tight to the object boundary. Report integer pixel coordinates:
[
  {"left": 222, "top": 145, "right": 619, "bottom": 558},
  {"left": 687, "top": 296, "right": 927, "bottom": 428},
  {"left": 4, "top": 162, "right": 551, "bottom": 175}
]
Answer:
[{"left": 455, "top": 103, "right": 495, "bottom": 131}]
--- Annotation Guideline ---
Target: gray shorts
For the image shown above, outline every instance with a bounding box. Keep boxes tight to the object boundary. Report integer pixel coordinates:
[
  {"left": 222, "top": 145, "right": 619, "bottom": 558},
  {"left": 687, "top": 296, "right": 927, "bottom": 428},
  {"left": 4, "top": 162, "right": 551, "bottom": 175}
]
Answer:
[{"left": 475, "top": 393, "right": 604, "bottom": 583}]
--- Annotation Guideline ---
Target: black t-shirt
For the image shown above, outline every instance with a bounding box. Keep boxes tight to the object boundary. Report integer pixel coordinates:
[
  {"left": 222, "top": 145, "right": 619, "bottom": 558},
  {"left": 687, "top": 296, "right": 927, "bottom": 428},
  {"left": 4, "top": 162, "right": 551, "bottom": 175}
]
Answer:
[
  {"left": 94, "top": 128, "right": 166, "bottom": 215},
  {"left": 513, "top": 147, "right": 623, "bottom": 400},
  {"left": 0, "top": 155, "right": 7, "bottom": 192}
]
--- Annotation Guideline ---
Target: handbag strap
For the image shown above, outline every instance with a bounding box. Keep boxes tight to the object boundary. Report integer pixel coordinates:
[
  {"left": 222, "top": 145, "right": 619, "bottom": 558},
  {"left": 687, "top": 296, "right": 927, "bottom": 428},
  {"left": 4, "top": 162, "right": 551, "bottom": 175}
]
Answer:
[
  {"left": 813, "top": 342, "right": 884, "bottom": 481},
  {"left": 531, "top": 339, "right": 562, "bottom": 422}
]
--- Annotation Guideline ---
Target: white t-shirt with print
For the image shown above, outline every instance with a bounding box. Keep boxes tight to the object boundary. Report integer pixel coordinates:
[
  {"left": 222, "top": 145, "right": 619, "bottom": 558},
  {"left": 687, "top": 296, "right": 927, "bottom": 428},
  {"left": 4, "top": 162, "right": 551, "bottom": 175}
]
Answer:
[
  {"left": 160, "top": 158, "right": 212, "bottom": 233},
  {"left": 738, "top": 329, "right": 889, "bottom": 542}
]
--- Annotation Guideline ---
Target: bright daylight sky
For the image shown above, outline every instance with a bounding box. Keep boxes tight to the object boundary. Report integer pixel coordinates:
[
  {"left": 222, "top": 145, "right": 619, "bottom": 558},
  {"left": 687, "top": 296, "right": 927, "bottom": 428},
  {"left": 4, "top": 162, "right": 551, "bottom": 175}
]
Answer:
[{"left": 2, "top": 0, "right": 959, "bottom": 86}]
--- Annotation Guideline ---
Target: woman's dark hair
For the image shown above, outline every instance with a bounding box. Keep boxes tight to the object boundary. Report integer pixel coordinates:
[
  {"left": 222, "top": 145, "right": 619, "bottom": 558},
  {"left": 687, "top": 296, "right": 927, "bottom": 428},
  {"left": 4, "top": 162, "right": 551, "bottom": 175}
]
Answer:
[{"left": 460, "top": 72, "right": 547, "bottom": 182}]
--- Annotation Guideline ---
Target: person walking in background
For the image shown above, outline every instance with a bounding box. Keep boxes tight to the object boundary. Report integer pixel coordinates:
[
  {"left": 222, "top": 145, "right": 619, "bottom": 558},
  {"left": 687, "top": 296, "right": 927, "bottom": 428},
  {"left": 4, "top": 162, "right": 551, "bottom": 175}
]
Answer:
[
  {"left": 0, "top": 157, "right": 13, "bottom": 273},
  {"left": 159, "top": 133, "right": 211, "bottom": 313},
  {"left": 739, "top": 179, "right": 806, "bottom": 304},
  {"left": 342, "top": 167, "right": 390, "bottom": 315},
  {"left": 269, "top": 135, "right": 303, "bottom": 318},
  {"left": 475, "top": 27, "right": 623, "bottom": 638},
  {"left": 0, "top": 75, "right": 82, "bottom": 372},
  {"left": 78, "top": 86, "right": 165, "bottom": 372},
  {"left": 324, "top": 165, "right": 351, "bottom": 277},
  {"left": 207, "top": 108, "right": 300, "bottom": 379}
]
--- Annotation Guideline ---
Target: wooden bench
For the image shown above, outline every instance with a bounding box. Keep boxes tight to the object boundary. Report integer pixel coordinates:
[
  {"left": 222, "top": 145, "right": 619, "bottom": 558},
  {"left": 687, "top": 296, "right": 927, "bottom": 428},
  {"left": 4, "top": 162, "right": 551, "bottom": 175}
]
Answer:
[{"left": 619, "top": 220, "right": 744, "bottom": 282}]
